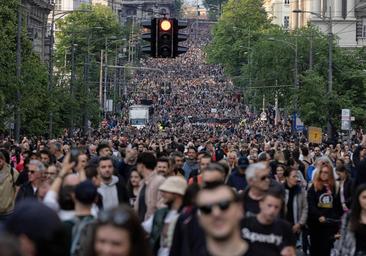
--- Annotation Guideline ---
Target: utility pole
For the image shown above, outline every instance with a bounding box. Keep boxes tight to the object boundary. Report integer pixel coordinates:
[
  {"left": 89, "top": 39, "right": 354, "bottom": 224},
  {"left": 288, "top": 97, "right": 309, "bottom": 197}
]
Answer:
[
  {"left": 99, "top": 50, "right": 104, "bottom": 111},
  {"left": 327, "top": 6, "right": 333, "bottom": 139},
  {"left": 248, "top": 27, "right": 252, "bottom": 87},
  {"left": 295, "top": 34, "right": 299, "bottom": 89},
  {"left": 83, "top": 34, "right": 91, "bottom": 136},
  {"left": 275, "top": 80, "right": 279, "bottom": 126},
  {"left": 309, "top": 31, "right": 313, "bottom": 69},
  {"left": 48, "top": 3, "right": 55, "bottom": 138},
  {"left": 70, "top": 40, "right": 76, "bottom": 133},
  {"left": 104, "top": 38, "right": 109, "bottom": 117},
  {"left": 15, "top": 7, "right": 22, "bottom": 143}
]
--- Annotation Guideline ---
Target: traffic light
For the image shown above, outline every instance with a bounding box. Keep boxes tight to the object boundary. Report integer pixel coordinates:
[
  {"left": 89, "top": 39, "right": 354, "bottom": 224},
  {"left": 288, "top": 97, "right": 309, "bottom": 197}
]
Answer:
[
  {"left": 173, "top": 19, "right": 188, "bottom": 57},
  {"left": 141, "top": 19, "right": 157, "bottom": 57},
  {"left": 141, "top": 18, "right": 189, "bottom": 58},
  {"left": 157, "top": 18, "right": 174, "bottom": 58}
]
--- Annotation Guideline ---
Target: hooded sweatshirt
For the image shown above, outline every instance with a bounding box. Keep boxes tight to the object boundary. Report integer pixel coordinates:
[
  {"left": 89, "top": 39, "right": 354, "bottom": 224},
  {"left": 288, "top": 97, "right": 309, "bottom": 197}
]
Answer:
[{"left": 98, "top": 175, "right": 119, "bottom": 210}]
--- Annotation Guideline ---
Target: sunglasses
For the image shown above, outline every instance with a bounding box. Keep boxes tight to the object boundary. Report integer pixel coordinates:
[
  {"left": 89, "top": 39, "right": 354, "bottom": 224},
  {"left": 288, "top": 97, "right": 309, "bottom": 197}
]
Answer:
[
  {"left": 98, "top": 210, "right": 130, "bottom": 225},
  {"left": 198, "top": 199, "right": 234, "bottom": 215},
  {"left": 259, "top": 175, "right": 270, "bottom": 181}
]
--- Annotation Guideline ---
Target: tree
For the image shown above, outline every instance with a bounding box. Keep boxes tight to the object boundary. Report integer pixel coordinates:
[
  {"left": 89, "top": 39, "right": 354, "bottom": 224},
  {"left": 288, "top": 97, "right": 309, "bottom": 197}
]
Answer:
[
  {"left": 0, "top": 0, "right": 54, "bottom": 136},
  {"left": 208, "top": 3, "right": 366, "bottom": 133},
  {"left": 54, "top": 4, "right": 127, "bottom": 132},
  {"left": 206, "top": 0, "right": 273, "bottom": 76}
]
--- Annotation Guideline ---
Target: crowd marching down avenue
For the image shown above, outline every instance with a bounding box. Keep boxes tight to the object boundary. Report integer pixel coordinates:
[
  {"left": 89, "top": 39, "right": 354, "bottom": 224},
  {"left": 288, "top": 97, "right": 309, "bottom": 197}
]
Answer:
[{"left": 1, "top": 8, "right": 366, "bottom": 256}]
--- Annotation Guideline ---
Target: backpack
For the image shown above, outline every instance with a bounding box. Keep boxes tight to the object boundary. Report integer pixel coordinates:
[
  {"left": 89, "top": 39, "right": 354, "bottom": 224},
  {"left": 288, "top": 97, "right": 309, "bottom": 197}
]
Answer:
[{"left": 70, "top": 216, "right": 95, "bottom": 256}]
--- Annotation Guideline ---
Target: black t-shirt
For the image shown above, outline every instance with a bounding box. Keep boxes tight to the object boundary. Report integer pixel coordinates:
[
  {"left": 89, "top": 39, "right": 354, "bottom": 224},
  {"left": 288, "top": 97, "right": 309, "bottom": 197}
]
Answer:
[
  {"left": 199, "top": 243, "right": 251, "bottom": 256},
  {"left": 241, "top": 216, "right": 296, "bottom": 256},
  {"left": 242, "top": 190, "right": 260, "bottom": 217},
  {"left": 355, "top": 223, "right": 366, "bottom": 253}
]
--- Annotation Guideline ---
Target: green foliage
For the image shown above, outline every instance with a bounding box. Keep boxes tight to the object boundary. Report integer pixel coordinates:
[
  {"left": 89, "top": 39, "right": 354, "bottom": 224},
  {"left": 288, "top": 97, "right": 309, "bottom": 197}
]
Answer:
[
  {"left": 0, "top": 0, "right": 53, "bottom": 136},
  {"left": 0, "top": 2, "right": 128, "bottom": 137},
  {"left": 206, "top": 0, "right": 272, "bottom": 75},
  {"left": 207, "top": 1, "right": 366, "bottom": 131},
  {"left": 54, "top": 4, "right": 128, "bottom": 132}
]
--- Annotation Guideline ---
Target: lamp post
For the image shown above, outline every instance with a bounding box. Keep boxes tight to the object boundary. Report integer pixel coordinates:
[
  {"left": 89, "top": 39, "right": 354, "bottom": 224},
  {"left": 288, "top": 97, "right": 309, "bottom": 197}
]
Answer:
[{"left": 293, "top": 8, "right": 333, "bottom": 138}]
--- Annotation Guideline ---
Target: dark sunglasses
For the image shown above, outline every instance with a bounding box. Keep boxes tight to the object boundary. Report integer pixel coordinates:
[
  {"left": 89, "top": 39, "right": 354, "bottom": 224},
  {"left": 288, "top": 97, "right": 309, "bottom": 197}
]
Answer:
[
  {"left": 98, "top": 210, "right": 130, "bottom": 225},
  {"left": 198, "top": 199, "right": 234, "bottom": 215},
  {"left": 259, "top": 175, "right": 270, "bottom": 181}
]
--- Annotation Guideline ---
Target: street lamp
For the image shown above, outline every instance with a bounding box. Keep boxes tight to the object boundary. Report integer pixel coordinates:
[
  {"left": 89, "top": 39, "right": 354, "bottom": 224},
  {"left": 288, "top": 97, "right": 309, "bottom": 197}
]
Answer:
[{"left": 293, "top": 8, "right": 333, "bottom": 138}]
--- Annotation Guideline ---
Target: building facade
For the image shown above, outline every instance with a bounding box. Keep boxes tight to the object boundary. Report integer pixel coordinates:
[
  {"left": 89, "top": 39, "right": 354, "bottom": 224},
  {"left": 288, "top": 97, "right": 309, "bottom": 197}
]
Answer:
[
  {"left": 22, "top": 0, "right": 52, "bottom": 62},
  {"left": 117, "top": 0, "right": 177, "bottom": 23},
  {"left": 264, "top": 0, "right": 366, "bottom": 48},
  {"left": 263, "top": 0, "right": 292, "bottom": 29}
]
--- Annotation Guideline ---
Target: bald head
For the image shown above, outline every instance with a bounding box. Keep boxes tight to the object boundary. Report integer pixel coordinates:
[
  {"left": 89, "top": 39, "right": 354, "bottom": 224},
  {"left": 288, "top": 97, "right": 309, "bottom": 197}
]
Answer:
[{"left": 63, "top": 174, "right": 80, "bottom": 187}]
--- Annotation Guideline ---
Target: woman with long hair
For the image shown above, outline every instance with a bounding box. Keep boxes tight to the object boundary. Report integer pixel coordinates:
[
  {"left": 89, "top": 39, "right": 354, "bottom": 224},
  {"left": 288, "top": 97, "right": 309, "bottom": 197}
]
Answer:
[
  {"left": 336, "top": 162, "right": 353, "bottom": 212},
  {"left": 307, "top": 163, "right": 343, "bottom": 256},
  {"left": 86, "top": 205, "right": 152, "bottom": 256},
  {"left": 126, "top": 168, "right": 143, "bottom": 207},
  {"left": 332, "top": 184, "right": 366, "bottom": 256}
]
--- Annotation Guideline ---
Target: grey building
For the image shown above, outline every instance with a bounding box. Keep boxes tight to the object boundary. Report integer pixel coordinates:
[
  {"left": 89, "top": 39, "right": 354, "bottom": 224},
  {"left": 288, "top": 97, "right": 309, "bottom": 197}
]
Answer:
[
  {"left": 22, "top": 0, "right": 52, "bottom": 62},
  {"left": 117, "top": 0, "right": 177, "bottom": 23}
]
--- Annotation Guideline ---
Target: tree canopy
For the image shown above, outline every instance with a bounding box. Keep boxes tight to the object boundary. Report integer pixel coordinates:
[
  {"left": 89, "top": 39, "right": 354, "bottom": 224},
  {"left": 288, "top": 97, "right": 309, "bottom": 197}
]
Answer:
[{"left": 207, "top": 0, "right": 366, "bottom": 130}]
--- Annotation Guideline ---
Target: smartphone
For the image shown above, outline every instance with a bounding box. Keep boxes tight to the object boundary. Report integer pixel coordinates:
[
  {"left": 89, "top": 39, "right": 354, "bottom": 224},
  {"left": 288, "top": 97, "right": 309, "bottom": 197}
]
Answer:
[{"left": 70, "top": 148, "right": 80, "bottom": 165}]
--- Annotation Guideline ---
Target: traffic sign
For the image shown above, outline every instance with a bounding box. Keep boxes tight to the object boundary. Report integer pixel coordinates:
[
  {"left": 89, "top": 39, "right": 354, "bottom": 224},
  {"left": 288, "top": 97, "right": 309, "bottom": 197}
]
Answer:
[
  {"left": 293, "top": 112, "right": 304, "bottom": 131},
  {"left": 308, "top": 127, "right": 322, "bottom": 144},
  {"left": 341, "top": 109, "right": 352, "bottom": 131}
]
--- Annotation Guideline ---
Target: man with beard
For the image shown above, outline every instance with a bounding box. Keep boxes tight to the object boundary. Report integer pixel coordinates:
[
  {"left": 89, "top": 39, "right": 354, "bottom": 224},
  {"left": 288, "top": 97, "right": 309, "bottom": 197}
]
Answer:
[
  {"left": 183, "top": 147, "right": 198, "bottom": 180},
  {"left": 144, "top": 176, "right": 187, "bottom": 256},
  {"left": 97, "top": 156, "right": 129, "bottom": 210}
]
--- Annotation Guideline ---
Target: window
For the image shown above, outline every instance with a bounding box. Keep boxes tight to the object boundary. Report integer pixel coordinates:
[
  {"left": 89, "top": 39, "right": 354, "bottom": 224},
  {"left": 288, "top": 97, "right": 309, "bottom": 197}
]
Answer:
[
  {"left": 55, "top": 0, "right": 62, "bottom": 10},
  {"left": 284, "top": 0, "right": 290, "bottom": 4},
  {"left": 363, "top": 18, "right": 366, "bottom": 37},
  {"left": 284, "top": 16, "right": 289, "bottom": 28}
]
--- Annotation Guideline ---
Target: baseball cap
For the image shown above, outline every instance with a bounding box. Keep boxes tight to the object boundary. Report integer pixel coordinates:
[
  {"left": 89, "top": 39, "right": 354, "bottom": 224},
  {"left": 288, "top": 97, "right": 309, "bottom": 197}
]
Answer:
[{"left": 159, "top": 176, "right": 187, "bottom": 196}]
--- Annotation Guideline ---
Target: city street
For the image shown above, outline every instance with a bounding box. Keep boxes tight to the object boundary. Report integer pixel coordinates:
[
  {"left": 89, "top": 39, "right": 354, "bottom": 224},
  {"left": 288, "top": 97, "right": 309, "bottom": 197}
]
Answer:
[{"left": 0, "top": 0, "right": 366, "bottom": 256}]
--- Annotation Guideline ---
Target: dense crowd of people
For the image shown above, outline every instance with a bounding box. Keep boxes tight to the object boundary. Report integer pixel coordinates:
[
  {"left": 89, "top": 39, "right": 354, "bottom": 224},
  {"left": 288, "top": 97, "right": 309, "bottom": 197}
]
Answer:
[{"left": 0, "top": 23, "right": 366, "bottom": 256}]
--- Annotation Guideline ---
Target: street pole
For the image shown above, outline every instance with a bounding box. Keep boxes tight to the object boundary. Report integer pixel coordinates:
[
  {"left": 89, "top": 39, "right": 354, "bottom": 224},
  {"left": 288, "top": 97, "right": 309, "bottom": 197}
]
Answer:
[
  {"left": 327, "top": 6, "right": 333, "bottom": 139},
  {"left": 104, "top": 38, "right": 109, "bottom": 117},
  {"left": 99, "top": 50, "right": 104, "bottom": 111},
  {"left": 48, "top": 3, "right": 55, "bottom": 138},
  {"left": 83, "top": 34, "right": 91, "bottom": 136},
  {"left": 15, "top": 7, "right": 22, "bottom": 143},
  {"left": 309, "top": 31, "right": 313, "bottom": 69},
  {"left": 70, "top": 40, "right": 76, "bottom": 133},
  {"left": 295, "top": 34, "right": 299, "bottom": 89}
]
